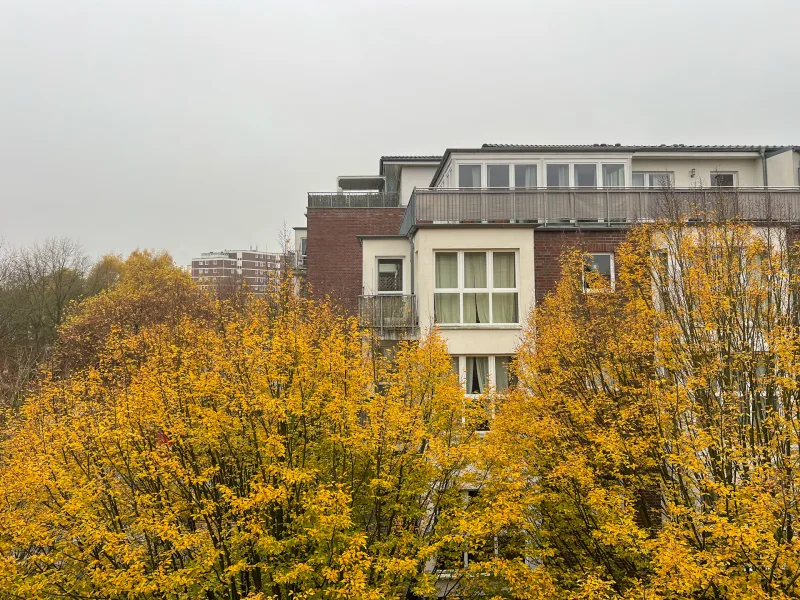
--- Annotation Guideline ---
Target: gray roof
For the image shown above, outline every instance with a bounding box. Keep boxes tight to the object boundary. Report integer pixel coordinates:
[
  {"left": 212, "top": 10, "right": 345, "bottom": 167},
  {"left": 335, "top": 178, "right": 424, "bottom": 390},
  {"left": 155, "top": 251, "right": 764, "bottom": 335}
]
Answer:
[
  {"left": 380, "top": 155, "right": 443, "bottom": 161},
  {"left": 379, "top": 155, "right": 443, "bottom": 176},
  {"left": 483, "top": 143, "right": 785, "bottom": 152}
]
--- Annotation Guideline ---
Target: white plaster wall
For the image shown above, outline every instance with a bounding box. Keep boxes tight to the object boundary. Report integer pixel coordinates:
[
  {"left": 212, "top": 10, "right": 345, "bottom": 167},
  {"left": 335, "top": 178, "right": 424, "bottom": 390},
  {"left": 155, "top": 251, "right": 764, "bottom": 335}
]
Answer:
[
  {"left": 412, "top": 227, "right": 535, "bottom": 356},
  {"left": 793, "top": 151, "right": 800, "bottom": 186},
  {"left": 631, "top": 157, "right": 762, "bottom": 187},
  {"left": 766, "top": 151, "right": 796, "bottom": 186},
  {"left": 361, "top": 238, "right": 411, "bottom": 295},
  {"left": 400, "top": 165, "right": 438, "bottom": 204}
]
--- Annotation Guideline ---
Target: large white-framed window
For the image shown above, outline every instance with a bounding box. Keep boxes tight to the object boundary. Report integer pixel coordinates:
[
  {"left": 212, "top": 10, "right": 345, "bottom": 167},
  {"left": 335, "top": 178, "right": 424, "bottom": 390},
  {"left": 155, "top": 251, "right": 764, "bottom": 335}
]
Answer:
[
  {"left": 487, "top": 164, "right": 510, "bottom": 188},
  {"left": 632, "top": 172, "right": 674, "bottom": 188},
  {"left": 545, "top": 162, "right": 626, "bottom": 188},
  {"left": 459, "top": 165, "right": 481, "bottom": 188},
  {"left": 513, "top": 164, "right": 538, "bottom": 188},
  {"left": 451, "top": 355, "right": 514, "bottom": 395},
  {"left": 434, "top": 251, "right": 519, "bottom": 325},
  {"left": 376, "top": 257, "right": 403, "bottom": 294}
]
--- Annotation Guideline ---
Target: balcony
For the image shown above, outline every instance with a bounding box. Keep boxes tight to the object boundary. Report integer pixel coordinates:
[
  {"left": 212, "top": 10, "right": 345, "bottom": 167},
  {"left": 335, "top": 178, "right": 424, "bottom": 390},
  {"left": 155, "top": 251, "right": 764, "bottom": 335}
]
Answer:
[
  {"left": 400, "top": 187, "right": 800, "bottom": 233},
  {"left": 358, "top": 295, "right": 417, "bottom": 337},
  {"left": 308, "top": 191, "right": 401, "bottom": 208}
]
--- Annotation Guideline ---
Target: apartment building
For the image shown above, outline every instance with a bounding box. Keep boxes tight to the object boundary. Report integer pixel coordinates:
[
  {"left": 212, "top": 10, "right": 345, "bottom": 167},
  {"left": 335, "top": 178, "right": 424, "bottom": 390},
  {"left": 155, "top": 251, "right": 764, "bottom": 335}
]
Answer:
[
  {"left": 294, "top": 143, "right": 800, "bottom": 581},
  {"left": 190, "top": 248, "right": 285, "bottom": 294},
  {"left": 300, "top": 143, "right": 800, "bottom": 386}
]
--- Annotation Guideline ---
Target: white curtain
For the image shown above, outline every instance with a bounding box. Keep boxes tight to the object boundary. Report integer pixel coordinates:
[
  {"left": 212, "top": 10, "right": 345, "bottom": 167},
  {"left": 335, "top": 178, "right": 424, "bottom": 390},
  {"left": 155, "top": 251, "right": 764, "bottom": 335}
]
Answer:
[
  {"left": 516, "top": 165, "right": 537, "bottom": 188},
  {"left": 464, "top": 252, "right": 487, "bottom": 287},
  {"left": 435, "top": 293, "right": 460, "bottom": 323},
  {"left": 466, "top": 357, "right": 489, "bottom": 394},
  {"left": 493, "top": 252, "right": 515, "bottom": 288},
  {"left": 464, "top": 293, "right": 490, "bottom": 324},
  {"left": 602, "top": 164, "right": 625, "bottom": 187},
  {"left": 495, "top": 356, "right": 511, "bottom": 391},
  {"left": 436, "top": 253, "right": 458, "bottom": 288},
  {"left": 547, "top": 164, "right": 569, "bottom": 187},
  {"left": 492, "top": 293, "right": 518, "bottom": 323}
]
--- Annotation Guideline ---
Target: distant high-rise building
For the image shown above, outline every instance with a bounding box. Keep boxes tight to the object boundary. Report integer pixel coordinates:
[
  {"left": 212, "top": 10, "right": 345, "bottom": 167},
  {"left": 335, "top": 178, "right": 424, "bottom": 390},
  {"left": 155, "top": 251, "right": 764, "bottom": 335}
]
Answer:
[{"left": 190, "top": 249, "right": 284, "bottom": 294}]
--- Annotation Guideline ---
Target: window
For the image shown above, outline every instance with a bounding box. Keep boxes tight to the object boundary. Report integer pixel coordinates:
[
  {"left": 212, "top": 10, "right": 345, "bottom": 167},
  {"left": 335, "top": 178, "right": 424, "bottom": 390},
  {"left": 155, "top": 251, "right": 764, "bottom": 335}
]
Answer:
[
  {"left": 602, "top": 164, "right": 625, "bottom": 186},
  {"left": 574, "top": 164, "right": 597, "bottom": 187},
  {"left": 459, "top": 165, "right": 481, "bottom": 188},
  {"left": 434, "top": 251, "right": 519, "bottom": 324},
  {"left": 487, "top": 164, "right": 510, "bottom": 188},
  {"left": 711, "top": 171, "right": 737, "bottom": 187},
  {"left": 514, "top": 164, "right": 538, "bottom": 188},
  {"left": 547, "top": 163, "right": 569, "bottom": 187},
  {"left": 584, "top": 253, "right": 615, "bottom": 290},
  {"left": 377, "top": 258, "right": 403, "bottom": 293},
  {"left": 452, "top": 355, "right": 514, "bottom": 394},
  {"left": 633, "top": 172, "right": 674, "bottom": 188}
]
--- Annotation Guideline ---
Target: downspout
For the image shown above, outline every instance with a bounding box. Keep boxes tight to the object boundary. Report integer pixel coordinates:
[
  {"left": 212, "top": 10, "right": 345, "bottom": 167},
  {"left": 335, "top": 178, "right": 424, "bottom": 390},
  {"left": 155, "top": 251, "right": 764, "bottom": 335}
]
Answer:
[{"left": 760, "top": 147, "right": 772, "bottom": 223}]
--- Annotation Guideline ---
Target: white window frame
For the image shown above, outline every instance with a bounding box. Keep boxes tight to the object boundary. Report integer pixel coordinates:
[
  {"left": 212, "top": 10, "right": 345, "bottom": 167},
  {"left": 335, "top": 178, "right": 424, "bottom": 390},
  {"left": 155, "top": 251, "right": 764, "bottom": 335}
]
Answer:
[
  {"left": 486, "top": 163, "right": 511, "bottom": 188},
  {"left": 632, "top": 171, "right": 675, "bottom": 188},
  {"left": 511, "top": 163, "right": 539, "bottom": 189},
  {"left": 710, "top": 171, "right": 738, "bottom": 187},
  {"left": 376, "top": 256, "right": 405, "bottom": 295},
  {"left": 458, "top": 164, "right": 482, "bottom": 188},
  {"left": 433, "top": 250, "right": 520, "bottom": 326},
  {"left": 583, "top": 252, "right": 616, "bottom": 292},
  {"left": 452, "top": 355, "right": 514, "bottom": 396}
]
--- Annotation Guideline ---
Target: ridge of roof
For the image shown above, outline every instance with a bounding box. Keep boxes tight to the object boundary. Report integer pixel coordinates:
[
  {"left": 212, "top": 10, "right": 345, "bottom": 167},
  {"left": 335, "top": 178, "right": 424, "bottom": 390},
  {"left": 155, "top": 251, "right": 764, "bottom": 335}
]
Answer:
[
  {"left": 482, "top": 143, "right": 783, "bottom": 151},
  {"left": 380, "top": 155, "right": 443, "bottom": 160}
]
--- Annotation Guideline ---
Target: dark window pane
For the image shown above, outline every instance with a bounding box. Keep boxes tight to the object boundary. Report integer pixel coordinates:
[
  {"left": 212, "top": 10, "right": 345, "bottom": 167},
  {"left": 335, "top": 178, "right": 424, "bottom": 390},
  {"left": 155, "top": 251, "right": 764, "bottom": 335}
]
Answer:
[
  {"left": 487, "top": 164, "right": 510, "bottom": 188},
  {"left": 459, "top": 165, "right": 481, "bottom": 188},
  {"left": 515, "top": 164, "right": 537, "bottom": 188},
  {"left": 712, "top": 173, "right": 735, "bottom": 187},
  {"left": 547, "top": 164, "right": 569, "bottom": 187},
  {"left": 574, "top": 164, "right": 597, "bottom": 187}
]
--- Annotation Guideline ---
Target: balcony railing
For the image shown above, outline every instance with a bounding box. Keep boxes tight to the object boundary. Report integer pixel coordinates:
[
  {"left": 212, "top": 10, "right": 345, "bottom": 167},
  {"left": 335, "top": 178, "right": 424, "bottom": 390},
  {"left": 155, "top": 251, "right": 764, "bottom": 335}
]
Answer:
[
  {"left": 358, "top": 295, "right": 417, "bottom": 336},
  {"left": 308, "top": 191, "right": 401, "bottom": 208},
  {"left": 399, "top": 187, "right": 800, "bottom": 233}
]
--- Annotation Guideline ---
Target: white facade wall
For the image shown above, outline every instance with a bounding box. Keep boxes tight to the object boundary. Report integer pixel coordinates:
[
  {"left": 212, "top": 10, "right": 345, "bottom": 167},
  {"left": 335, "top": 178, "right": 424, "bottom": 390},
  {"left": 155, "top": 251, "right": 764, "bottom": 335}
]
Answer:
[
  {"left": 400, "top": 165, "right": 438, "bottom": 204},
  {"left": 413, "top": 227, "right": 534, "bottom": 356},
  {"left": 766, "top": 151, "right": 795, "bottom": 187},
  {"left": 631, "top": 156, "right": 762, "bottom": 187},
  {"left": 361, "top": 238, "right": 411, "bottom": 296}
]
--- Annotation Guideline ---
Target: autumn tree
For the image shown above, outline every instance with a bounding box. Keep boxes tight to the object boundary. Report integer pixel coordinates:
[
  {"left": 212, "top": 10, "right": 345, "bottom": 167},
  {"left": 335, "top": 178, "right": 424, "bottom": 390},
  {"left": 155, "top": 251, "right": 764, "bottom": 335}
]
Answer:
[
  {"left": 0, "top": 252, "right": 481, "bottom": 599},
  {"left": 480, "top": 215, "right": 800, "bottom": 598}
]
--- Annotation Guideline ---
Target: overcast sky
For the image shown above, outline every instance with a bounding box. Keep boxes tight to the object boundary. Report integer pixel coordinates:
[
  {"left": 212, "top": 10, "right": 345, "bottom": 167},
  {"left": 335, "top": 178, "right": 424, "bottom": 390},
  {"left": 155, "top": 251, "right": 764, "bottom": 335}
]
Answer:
[{"left": 2, "top": 0, "right": 799, "bottom": 265}]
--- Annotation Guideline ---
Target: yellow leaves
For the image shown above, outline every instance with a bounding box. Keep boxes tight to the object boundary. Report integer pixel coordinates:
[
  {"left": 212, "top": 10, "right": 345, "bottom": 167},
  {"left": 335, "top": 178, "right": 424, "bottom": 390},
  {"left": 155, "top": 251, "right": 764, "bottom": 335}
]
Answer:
[{"left": 0, "top": 268, "right": 478, "bottom": 598}]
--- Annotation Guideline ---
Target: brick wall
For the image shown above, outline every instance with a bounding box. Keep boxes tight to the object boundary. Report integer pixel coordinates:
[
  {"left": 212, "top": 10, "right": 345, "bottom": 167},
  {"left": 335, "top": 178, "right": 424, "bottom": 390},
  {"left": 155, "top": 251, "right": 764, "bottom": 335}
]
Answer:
[
  {"left": 534, "top": 229, "right": 630, "bottom": 302},
  {"left": 306, "top": 207, "right": 406, "bottom": 314}
]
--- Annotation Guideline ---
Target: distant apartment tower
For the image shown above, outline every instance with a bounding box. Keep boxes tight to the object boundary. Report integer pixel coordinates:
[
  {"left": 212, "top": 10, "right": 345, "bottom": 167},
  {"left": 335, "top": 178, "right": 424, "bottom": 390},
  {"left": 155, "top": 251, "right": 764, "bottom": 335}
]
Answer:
[{"left": 190, "top": 249, "right": 284, "bottom": 294}]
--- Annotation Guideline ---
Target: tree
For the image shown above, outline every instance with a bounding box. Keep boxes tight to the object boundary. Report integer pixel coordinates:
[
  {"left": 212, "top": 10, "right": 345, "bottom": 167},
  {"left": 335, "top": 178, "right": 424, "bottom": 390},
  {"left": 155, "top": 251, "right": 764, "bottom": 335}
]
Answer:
[
  {"left": 482, "top": 217, "right": 800, "bottom": 598},
  {"left": 0, "top": 253, "right": 481, "bottom": 599}
]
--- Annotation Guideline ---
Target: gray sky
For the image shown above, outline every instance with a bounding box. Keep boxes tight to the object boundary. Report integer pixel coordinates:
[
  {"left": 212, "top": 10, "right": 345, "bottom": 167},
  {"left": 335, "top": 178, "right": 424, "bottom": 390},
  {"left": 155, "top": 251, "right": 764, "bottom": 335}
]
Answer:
[{"left": 2, "top": 0, "right": 799, "bottom": 266}]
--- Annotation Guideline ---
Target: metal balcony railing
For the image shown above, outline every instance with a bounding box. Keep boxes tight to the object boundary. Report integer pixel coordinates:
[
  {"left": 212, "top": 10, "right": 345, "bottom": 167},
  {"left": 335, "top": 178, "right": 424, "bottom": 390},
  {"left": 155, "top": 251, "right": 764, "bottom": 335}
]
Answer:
[
  {"left": 308, "top": 191, "right": 401, "bottom": 208},
  {"left": 358, "top": 295, "right": 417, "bottom": 336},
  {"left": 399, "top": 187, "right": 800, "bottom": 233}
]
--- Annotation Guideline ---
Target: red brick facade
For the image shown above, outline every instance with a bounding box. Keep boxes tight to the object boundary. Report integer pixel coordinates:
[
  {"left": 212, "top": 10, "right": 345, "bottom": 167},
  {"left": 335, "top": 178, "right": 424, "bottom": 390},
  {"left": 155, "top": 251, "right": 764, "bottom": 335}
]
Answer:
[
  {"left": 306, "top": 207, "right": 406, "bottom": 314},
  {"left": 533, "top": 229, "right": 630, "bottom": 302}
]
